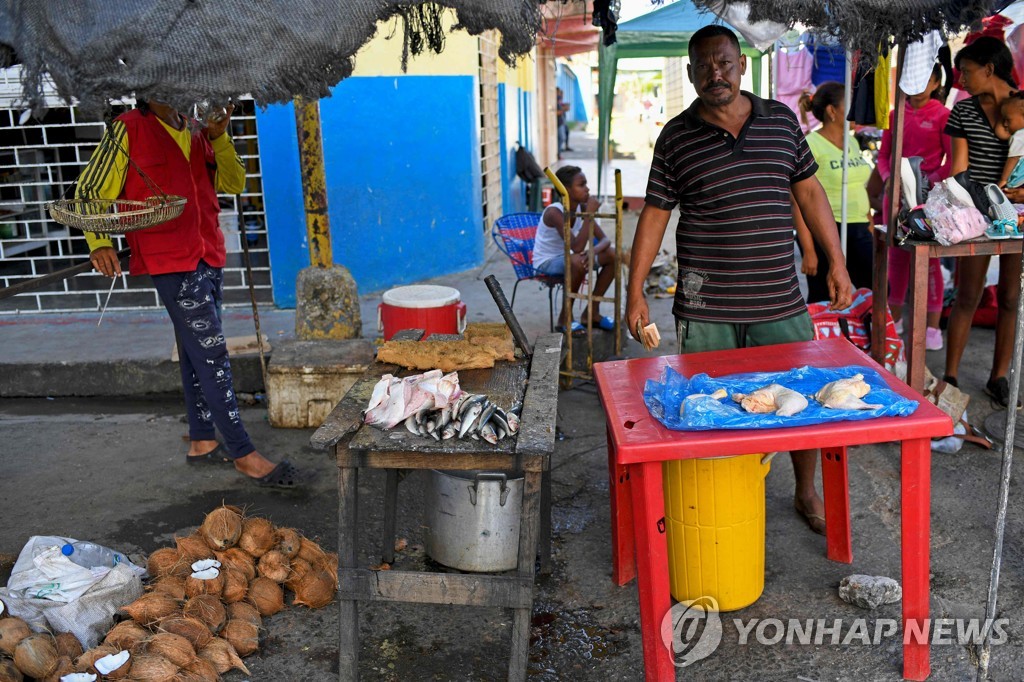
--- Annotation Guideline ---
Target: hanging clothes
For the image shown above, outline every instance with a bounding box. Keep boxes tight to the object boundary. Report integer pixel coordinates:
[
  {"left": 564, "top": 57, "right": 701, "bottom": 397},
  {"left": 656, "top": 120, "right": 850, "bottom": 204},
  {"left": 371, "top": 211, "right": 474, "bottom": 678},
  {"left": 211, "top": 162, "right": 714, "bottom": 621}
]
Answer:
[
  {"left": 874, "top": 48, "right": 890, "bottom": 130},
  {"left": 809, "top": 36, "right": 846, "bottom": 86},
  {"left": 776, "top": 46, "right": 817, "bottom": 133},
  {"left": 848, "top": 52, "right": 877, "bottom": 126},
  {"left": 900, "top": 31, "right": 944, "bottom": 96}
]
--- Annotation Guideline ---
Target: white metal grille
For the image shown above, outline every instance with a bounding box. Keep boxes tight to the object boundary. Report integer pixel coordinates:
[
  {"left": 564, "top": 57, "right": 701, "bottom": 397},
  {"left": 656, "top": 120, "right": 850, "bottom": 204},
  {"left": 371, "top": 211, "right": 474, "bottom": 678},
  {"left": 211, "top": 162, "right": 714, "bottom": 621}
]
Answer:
[
  {"left": 478, "top": 31, "right": 503, "bottom": 233},
  {"left": 0, "top": 77, "right": 272, "bottom": 314}
]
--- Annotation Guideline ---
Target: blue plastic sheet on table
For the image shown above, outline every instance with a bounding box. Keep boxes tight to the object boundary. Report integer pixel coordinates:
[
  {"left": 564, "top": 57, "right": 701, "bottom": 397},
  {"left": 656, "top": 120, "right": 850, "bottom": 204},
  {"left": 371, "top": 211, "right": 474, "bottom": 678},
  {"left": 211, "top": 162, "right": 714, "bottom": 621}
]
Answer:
[{"left": 643, "top": 365, "right": 919, "bottom": 431}]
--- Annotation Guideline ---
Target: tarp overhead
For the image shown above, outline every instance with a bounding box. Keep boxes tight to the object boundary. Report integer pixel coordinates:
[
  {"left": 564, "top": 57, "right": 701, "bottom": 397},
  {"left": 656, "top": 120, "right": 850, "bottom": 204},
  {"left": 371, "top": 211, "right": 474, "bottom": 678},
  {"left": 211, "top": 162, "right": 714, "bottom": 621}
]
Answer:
[{"left": 597, "top": 1, "right": 765, "bottom": 194}]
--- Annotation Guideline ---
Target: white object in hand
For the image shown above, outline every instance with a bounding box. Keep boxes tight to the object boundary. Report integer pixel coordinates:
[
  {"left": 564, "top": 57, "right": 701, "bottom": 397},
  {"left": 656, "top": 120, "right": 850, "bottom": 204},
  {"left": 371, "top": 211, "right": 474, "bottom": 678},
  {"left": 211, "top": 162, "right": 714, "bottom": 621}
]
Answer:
[
  {"left": 732, "top": 384, "right": 809, "bottom": 416},
  {"left": 814, "top": 374, "right": 882, "bottom": 410}
]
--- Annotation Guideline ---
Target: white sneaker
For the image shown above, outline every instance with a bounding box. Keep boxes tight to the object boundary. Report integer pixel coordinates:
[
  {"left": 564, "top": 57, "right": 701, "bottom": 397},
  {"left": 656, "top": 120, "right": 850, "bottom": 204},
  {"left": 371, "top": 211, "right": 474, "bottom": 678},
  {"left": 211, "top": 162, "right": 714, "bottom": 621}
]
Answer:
[{"left": 925, "top": 327, "right": 944, "bottom": 351}]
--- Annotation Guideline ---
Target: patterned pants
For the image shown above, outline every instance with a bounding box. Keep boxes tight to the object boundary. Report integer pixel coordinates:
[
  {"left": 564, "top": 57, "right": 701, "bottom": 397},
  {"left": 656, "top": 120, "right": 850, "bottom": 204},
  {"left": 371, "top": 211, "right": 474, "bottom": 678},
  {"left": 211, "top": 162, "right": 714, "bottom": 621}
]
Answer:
[{"left": 151, "top": 261, "right": 255, "bottom": 459}]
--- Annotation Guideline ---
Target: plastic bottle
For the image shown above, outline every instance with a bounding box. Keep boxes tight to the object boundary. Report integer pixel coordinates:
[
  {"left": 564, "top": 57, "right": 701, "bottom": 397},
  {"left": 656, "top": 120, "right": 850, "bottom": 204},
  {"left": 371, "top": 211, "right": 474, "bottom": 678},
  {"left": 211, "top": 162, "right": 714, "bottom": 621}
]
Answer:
[{"left": 61, "top": 541, "right": 123, "bottom": 569}]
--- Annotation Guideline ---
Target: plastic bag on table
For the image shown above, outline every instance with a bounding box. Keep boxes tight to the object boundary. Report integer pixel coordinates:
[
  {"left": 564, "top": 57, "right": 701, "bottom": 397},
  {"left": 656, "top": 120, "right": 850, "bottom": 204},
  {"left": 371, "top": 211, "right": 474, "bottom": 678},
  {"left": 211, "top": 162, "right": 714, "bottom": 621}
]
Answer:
[
  {"left": 0, "top": 536, "right": 145, "bottom": 648},
  {"left": 924, "top": 181, "right": 989, "bottom": 245},
  {"left": 643, "top": 365, "right": 919, "bottom": 431}
]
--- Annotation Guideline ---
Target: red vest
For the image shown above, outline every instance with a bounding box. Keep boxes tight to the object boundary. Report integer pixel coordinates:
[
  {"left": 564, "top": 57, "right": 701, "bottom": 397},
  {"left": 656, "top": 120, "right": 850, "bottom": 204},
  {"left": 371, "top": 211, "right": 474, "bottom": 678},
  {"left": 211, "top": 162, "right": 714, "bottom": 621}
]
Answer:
[{"left": 118, "top": 109, "right": 225, "bottom": 275}]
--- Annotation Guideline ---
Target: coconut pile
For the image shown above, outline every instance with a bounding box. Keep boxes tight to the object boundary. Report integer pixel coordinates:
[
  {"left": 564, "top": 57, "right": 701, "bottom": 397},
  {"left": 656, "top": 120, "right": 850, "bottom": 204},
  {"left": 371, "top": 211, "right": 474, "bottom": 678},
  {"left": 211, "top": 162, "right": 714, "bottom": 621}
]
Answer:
[{"left": 0, "top": 505, "right": 337, "bottom": 681}]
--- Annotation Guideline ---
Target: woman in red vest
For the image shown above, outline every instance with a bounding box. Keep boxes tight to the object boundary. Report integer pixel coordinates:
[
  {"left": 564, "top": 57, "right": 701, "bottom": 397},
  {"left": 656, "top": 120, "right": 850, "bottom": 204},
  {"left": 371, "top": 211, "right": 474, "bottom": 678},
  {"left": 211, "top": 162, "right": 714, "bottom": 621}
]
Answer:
[{"left": 81, "top": 100, "right": 308, "bottom": 488}]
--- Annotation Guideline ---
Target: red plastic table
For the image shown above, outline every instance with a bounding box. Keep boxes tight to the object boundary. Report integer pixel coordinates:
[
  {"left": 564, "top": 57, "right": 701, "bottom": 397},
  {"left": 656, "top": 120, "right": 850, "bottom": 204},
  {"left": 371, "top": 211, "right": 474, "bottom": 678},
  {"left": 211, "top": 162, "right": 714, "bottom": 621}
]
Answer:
[{"left": 593, "top": 338, "right": 952, "bottom": 681}]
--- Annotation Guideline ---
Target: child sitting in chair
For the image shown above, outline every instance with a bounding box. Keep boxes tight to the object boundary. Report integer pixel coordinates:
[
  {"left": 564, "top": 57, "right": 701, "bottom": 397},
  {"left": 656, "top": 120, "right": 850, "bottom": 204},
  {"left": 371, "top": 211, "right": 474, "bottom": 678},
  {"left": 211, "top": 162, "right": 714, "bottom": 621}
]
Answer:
[{"left": 532, "top": 165, "right": 625, "bottom": 334}]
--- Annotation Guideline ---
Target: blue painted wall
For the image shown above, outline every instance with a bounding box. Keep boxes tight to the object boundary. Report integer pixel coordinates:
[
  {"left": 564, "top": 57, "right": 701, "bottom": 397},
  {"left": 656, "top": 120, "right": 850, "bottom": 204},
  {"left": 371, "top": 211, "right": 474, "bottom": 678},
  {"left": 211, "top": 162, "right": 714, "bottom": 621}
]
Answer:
[{"left": 256, "top": 75, "right": 484, "bottom": 307}]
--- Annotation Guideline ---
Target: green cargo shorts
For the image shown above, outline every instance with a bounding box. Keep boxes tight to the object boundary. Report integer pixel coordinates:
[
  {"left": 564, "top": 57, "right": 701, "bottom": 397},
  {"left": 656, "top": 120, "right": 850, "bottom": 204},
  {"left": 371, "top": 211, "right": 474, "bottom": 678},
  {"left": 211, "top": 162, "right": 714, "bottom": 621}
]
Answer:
[{"left": 675, "top": 312, "right": 814, "bottom": 355}]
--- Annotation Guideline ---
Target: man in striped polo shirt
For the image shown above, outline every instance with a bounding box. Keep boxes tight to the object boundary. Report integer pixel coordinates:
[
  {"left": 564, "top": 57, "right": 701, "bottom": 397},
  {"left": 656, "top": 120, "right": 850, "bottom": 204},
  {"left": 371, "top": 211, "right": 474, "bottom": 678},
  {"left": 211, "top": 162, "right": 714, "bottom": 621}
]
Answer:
[{"left": 626, "top": 25, "right": 853, "bottom": 535}]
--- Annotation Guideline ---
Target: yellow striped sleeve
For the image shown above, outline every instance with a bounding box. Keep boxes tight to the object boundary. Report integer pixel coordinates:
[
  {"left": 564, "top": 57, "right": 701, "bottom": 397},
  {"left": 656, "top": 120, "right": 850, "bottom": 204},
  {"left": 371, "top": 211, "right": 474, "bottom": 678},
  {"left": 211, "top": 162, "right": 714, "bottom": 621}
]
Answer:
[
  {"left": 211, "top": 134, "right": 246, "bottom": 195},
  {"left": 77, "top": 121, "right": 128, "bottom": 251}
]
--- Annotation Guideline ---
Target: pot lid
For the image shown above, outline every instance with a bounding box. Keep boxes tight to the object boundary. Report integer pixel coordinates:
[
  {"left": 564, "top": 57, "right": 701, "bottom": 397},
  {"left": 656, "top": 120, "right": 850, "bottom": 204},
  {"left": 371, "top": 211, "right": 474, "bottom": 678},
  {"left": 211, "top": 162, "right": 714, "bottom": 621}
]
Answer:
[{"left": 382, "top": 285, "right": 460, "bottom": 308}]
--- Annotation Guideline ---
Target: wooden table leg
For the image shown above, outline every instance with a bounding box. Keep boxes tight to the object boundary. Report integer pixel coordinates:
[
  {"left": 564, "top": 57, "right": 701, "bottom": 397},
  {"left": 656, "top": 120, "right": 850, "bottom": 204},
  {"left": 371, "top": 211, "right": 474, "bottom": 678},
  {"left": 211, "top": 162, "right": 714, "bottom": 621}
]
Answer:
[
  {"left": 509, "top": 469, "right": 542, "bottom": 681},
  {"left": 629, "top": 461, "right": 675, "bottom": 681},
  {"left": 608, "top": 425, "right": 636, "bottom": 586},
  {"left": 821, "top": 446, "right": 852, "bottom": 563},
  {"left": 905, "top": 243, "right": 929, "bottom": 393},
  {"left": 871, "top": 227, "right": 890, "bottom": 365},
  {"left": 539, "top": 467, "right": 552, "bottom": 575},
  {"left": 338, "top": 465, "right": 360, "bottom": 681},
  {"left": 901, "top": 437, "right": 932, "bottom": 681},
  {"left": 381, "top": 469, "right": 399, "bottom": 564}
]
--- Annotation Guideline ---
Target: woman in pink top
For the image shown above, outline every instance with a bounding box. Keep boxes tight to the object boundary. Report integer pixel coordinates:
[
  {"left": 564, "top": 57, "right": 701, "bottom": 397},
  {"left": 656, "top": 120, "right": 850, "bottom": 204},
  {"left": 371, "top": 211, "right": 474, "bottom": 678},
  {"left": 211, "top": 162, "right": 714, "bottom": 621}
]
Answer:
[{"left": 877, "top": 64, "right": 950, "bottom": 351}]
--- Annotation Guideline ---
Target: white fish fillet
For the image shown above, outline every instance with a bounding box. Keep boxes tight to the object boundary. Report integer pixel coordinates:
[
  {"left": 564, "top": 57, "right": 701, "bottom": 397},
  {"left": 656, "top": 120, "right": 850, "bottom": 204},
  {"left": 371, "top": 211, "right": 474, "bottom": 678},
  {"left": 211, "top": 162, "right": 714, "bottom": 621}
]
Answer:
[
  {"left": 732, "top": 384, "right": 808, "bottom": 416},
  {"left": 364, "top": 370, "right": 463, "bottom": 429}
]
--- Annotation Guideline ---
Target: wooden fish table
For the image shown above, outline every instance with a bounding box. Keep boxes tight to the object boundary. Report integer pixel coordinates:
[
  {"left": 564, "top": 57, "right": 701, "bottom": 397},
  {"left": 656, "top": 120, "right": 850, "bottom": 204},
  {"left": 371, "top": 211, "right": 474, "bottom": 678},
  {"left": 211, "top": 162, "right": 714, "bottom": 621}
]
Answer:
[{"left": 311, "top": 332, "right": 561, "bottom": 681}]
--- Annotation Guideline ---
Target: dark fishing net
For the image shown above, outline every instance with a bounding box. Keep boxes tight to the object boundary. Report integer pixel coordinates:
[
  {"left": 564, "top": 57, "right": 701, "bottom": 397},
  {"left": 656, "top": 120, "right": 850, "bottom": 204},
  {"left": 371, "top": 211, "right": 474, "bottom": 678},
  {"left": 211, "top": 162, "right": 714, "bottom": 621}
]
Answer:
[
  {"left": 0, "top": 0, "right": 542, "bottom": 118},
  {"left": 690, "top": 0, "right": 1003, "bottom": 58}
]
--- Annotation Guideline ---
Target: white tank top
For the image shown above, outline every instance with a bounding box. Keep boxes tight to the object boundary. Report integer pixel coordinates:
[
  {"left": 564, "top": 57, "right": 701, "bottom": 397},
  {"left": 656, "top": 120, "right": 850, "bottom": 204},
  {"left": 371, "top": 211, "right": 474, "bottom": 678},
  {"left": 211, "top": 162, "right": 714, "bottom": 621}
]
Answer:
[{"left": 533, "top": 202, "right": 584, "bottom": 266}]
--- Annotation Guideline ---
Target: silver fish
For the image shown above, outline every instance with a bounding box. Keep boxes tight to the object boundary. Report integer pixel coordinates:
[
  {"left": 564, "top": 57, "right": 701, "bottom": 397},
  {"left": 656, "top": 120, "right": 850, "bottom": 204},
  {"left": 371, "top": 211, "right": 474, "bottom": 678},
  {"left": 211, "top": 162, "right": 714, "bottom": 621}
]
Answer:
[
  {"left": 478, "top": 402, "right": 497, "bottom": 428},
  {"left": 459, "top": 403, "right": 483, "bottom": 438},
  {"left": 495, "top": 423, "right": 508, "bottom": 440},
  {"left": 480, "top": 422, "right": 498, "bottom": 444},
  {"left": 426, "top": 418, "right": 437, "bottom": 435},
  {"left": 506, "top": 412, "right": 520, "bottom": 434},
  {"left": 430, "top": 429, "right": 441, "bottom": 441},
  {"left": 452, "top": 418, "right": 462, "bottom": 433},
  {"left": 458, "top": 394, "right": 486, "bottom": 417},
  {"left": 441, "top": 424, "right": 457, "bottom": 440},
  {"left": 404, "top": 415, "right": 419, "bottom": 434},
  {"left": 489, "top": 408, "right": 510, "bottom": 434},
  {"left": 439, "top": 404, "right": 452, "bottom": 428}
]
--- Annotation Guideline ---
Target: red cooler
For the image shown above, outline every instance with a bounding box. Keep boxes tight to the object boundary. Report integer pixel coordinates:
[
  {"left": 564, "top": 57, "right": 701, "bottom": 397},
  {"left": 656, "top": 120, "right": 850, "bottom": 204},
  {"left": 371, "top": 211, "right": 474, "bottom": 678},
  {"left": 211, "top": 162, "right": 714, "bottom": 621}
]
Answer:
[{"left": 377, "top": 285, "right": 467, "bottom": 340}]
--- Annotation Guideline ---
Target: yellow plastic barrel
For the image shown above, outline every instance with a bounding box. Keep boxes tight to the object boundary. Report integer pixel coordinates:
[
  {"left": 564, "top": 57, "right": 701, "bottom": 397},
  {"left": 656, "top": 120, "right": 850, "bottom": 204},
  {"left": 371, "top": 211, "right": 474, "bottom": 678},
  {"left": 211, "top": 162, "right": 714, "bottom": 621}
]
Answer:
[{"left": 662, "top": 453, "right": 773, "bottom": 611}]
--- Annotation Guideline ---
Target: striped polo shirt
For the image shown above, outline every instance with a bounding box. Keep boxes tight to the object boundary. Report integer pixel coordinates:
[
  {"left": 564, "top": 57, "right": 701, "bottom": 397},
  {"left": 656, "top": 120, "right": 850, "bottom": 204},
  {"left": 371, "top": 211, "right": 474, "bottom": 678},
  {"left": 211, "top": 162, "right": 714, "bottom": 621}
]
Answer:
[
  {"left": 945, "top": 96, "right": 1009, "bottom": 185},
  {"left": 645, "top": 92, "right": 818, "bottom": 323}
]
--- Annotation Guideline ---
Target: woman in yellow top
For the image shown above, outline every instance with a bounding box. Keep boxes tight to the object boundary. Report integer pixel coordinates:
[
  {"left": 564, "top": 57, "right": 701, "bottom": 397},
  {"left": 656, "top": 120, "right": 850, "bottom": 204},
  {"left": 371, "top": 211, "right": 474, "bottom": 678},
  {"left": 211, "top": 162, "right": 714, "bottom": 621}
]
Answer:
[{"left": 795, "top": 82, "right": 875, "bottom": 303}]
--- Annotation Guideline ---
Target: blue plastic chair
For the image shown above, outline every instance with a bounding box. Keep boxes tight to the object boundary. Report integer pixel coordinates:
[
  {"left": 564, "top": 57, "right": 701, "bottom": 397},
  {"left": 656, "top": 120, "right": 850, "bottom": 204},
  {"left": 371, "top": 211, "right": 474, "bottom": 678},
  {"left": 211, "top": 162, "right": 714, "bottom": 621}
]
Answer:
[{"left": 492, "top": 212, "right": 563, "bottom": 332}]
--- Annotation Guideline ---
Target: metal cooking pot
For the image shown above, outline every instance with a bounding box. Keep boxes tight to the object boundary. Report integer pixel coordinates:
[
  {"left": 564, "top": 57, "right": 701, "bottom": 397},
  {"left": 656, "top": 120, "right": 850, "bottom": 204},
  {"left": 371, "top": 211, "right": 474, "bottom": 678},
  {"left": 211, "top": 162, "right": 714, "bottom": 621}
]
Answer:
[{"left": 424, "top": 469, "right": 523, "bottom": 573}]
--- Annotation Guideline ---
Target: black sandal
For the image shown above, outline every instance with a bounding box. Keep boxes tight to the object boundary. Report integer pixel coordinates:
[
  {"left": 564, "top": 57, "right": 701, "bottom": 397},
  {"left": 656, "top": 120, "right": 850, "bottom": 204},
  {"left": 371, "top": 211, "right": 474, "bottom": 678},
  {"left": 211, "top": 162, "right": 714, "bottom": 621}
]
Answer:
[
  {"left": 252, "top": 459, "right": 313, "bottom": 489},
  {"left": 186, "top": 443, "right": 233, "bottom": 466}
]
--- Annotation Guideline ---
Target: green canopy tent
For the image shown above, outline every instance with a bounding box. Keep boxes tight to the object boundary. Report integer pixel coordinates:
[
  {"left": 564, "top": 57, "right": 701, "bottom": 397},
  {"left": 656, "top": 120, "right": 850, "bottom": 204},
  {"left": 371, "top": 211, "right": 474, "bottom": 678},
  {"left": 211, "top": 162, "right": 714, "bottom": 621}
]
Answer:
[{"left": 597, "top": 1, "right": 765, "bottom": 195}]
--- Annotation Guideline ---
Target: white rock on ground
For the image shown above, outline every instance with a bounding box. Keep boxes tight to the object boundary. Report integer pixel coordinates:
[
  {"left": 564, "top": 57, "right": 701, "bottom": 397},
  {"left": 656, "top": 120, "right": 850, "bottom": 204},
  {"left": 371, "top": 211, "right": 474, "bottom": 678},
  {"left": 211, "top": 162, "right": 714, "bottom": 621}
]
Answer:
[{"left": 838, "top": 574, "right": 903, "bottom": 609}]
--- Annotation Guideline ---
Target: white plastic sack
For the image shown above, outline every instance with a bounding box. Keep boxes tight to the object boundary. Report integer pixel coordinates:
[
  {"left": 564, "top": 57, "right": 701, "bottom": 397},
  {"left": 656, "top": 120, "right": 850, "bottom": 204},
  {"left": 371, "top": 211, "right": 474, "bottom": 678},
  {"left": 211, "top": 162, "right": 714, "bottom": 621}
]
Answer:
[
  {"left": 0, "top": 536, "right": 145, "bottom": 648},
  {"left": 932, "top": 410, "right": 969, "bottom": 453}
]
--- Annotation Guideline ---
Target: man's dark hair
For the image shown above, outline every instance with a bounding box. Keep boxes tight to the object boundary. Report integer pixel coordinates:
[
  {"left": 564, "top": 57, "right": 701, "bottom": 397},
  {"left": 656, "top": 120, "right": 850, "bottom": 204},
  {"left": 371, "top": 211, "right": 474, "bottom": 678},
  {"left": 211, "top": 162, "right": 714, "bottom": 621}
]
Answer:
[{"left": 688, "top": 25, "right": 741, "bottom": 55}]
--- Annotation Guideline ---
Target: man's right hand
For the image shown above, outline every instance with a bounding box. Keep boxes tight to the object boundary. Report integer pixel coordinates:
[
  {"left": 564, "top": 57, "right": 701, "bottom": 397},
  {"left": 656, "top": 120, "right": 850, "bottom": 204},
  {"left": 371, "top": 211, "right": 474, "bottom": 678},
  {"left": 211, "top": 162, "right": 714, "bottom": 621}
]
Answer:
[
  {"left": 626, "top": 293, "right": 650, "bottom": 343},
  {"left": 90, "top": 247, "right": 121, "bottom": 278}
]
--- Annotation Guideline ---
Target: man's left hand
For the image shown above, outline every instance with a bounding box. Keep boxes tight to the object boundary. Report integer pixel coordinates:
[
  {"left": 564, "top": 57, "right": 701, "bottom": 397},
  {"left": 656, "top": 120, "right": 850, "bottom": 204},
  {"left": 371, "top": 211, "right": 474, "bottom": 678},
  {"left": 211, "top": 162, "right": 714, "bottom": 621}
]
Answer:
[
  {"left": 205, "top": 103, "right": 235, "bottom": 141},
  {"left": 827, "top": 264, "right": 854, "bottom": 311}
]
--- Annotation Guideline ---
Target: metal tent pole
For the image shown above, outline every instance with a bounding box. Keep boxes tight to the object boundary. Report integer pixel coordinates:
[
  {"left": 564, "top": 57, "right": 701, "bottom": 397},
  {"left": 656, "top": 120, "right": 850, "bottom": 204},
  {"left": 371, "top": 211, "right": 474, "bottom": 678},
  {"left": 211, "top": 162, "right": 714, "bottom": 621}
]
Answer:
[
  {"left": 975, "top": 253, "right": 1024, "bottom": 680},
  {"left": 840, "top": 50, "right": 852, "bottom": 259}
]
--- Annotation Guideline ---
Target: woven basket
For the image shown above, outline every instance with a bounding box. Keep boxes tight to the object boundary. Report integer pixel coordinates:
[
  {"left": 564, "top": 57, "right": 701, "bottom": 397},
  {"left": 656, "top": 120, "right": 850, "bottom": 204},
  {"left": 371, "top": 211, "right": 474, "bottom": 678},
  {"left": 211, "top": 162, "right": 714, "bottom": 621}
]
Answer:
[{"left": 47, "top": 196, "right": 187, "bottom": 233}]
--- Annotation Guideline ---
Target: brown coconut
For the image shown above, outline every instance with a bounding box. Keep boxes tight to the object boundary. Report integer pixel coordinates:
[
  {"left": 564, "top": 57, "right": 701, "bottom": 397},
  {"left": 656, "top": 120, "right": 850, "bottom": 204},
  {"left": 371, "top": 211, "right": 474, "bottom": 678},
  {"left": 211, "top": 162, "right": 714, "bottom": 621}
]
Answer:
[
  {"left": 0, "top": 657, "right": 23, "bottom": 682},
  {"left": 238, "top": 518, "right": 275, "bottom": 558},
  {"left": 40, "top": 654, "right": 73, "bottom": 682},
  {"left": 147, "top": 547, "right": 188, "bottom": 579},
  {"left": 104, "top": 620, "right": 150, "bottom": 650},
  {"left": 246, "top": 577, "right": 284, "bottom": 617},
  {"left": 292, "top": 563, "right": 337, "bottom": 609},
  {"left": 220, "top": 568, "right": 248, "bottom": 604},
  {"left": 174, "top": 534, "right": 215, "bottom": 563},
  {"left": 120, "top": 592, "right": 180, "bottom": 626},
  {"left": 0, "top": 617, "right": 31, "bottom": 656},
  {"left": 285, "top": 558, "right": 312, "bottom": 592},
  {"left": 13, "top": 634, "right": 58, "bottom": 679},
  {"left": 127, "top": 654, "right": 177, "bottom": 682},
  {"left": 54, "top": 632, "right": 84, "bottom": 660},
  {"left": 220, "top": 620, "right": 259, "bottom": 657},
  {"left": 274, "top": 527, "right": 302, "bottom": 559},
  {"left": 176, "top": 657, "right": 218, "bottom": 682},
  {"left": 215, "top": 548, "right": 256, "bottom": 582},
  {"left": 74, "top": 644, "right": 118, "bottom": 674},
  {"left": 257, "top": 550, "right": 290, "bottom": 584},
  {"left": 184, "top": 569, "right": 224, "bottom": 599},
  {"left": 156, "top": 617, "right": 213, "bottom": 651},
  {"left": 150, "top": 576, "right": 187, "bottom": 601},
  {"left": 200, "top": 507, "right": 242, "bottom": 551},
  {"left": 296, "top": 536, "right": 328, "bottom": 565},
  {"left": 143, "top": 633, "right": 197, "bottom": 668},
  {"left": 198, "top": 638, "right": 250, "bottom": 676},
  {"left": 225, "top": 602, "right": 261, "bottom": 628},
  {"left": 182, "top": 595, "right": 225, "bottom": 633}
]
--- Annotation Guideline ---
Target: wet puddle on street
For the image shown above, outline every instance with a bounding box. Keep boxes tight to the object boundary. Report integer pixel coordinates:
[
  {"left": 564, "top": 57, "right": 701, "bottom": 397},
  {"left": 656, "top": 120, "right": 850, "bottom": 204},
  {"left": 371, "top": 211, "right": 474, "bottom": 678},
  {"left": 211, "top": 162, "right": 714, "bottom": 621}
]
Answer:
[{"left": 528, "top": 600, "right": 623, "bottom": 678}]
